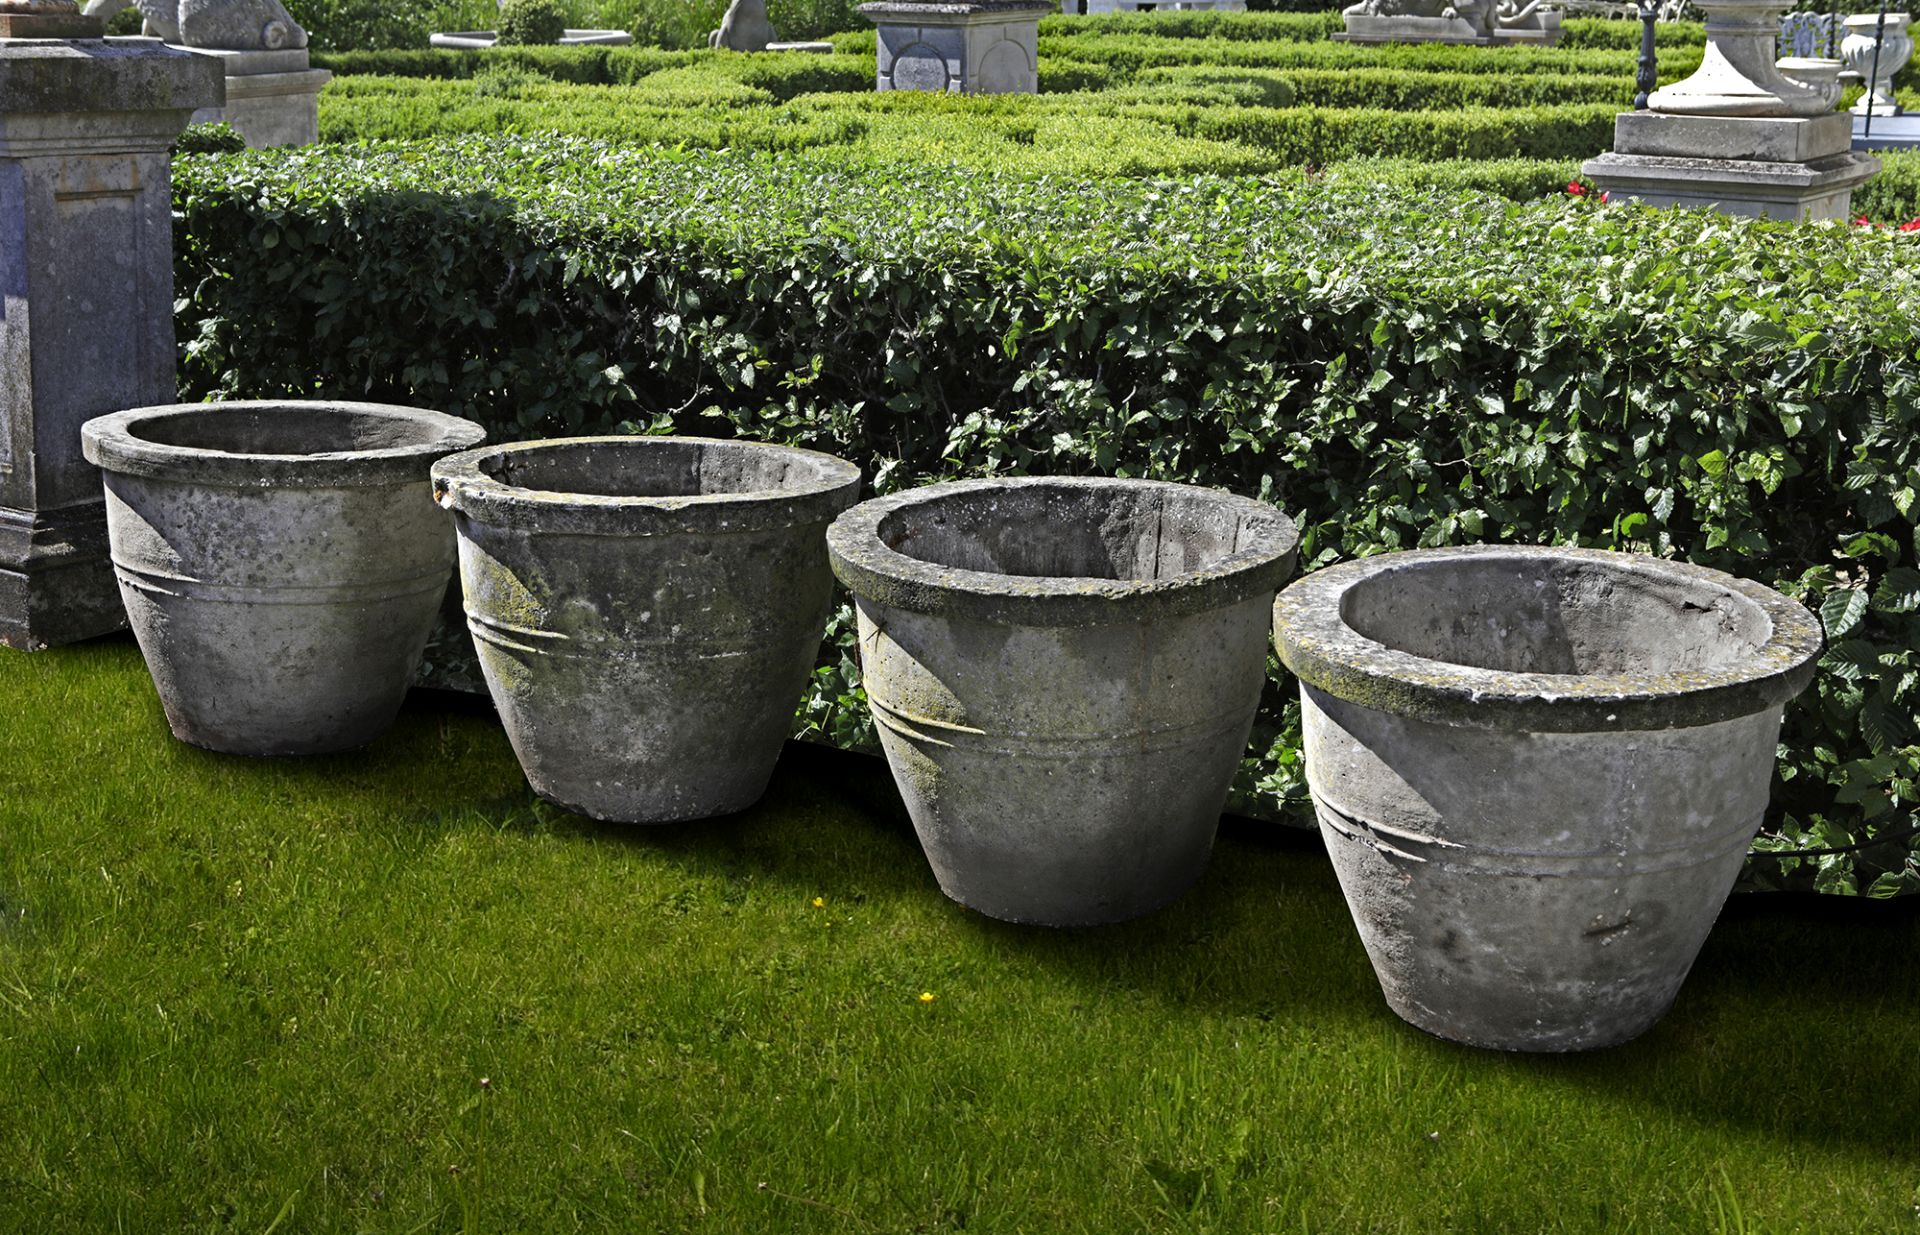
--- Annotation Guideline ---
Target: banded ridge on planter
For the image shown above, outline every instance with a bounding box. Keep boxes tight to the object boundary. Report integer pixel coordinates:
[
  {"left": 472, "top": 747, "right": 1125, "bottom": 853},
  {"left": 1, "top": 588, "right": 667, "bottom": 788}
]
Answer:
[
  {"left": 1272, "top": 545, "right": 1824, "bottom": 1050},
  {"left": 81, "top": 401, "right": 485, "bottom": 757}
]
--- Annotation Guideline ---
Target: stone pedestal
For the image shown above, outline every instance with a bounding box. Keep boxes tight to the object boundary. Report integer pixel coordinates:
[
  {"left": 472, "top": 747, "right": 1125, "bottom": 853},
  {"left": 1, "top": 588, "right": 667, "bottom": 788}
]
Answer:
[
  {"left": 0, "top": 37, "right": 221, "bottom": 649},
  {"left": 1584, "top": 0, "right": 1878, "bottom": 221},
  {"left": 1583, "top": 111, "right": 1880, "bottom": 219},
  {"left": 859, "top": 0, "right": 1048, "bottom": 94},
  {"left": 181, "top": 45, "right": 328, "bottom": 148}
]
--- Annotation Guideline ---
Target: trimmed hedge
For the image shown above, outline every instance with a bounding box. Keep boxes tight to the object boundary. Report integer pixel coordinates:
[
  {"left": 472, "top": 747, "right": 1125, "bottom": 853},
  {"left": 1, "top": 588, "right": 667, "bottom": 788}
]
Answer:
[
  {"left": 285, "top": 0, "right": 858, "bottom": 52},
  {"left": 174, "top": 137, "right": 1920, "bottom": 896},
  {"left": 318, "top": 77, "right": 1627, "bottom": 168}
]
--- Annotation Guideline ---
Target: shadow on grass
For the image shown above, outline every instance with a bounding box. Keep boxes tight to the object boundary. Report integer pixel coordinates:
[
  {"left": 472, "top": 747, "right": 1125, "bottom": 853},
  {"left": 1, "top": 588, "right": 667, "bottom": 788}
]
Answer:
[{"left": 146, "top": 670, "right": 1920, "bottom": 1159}]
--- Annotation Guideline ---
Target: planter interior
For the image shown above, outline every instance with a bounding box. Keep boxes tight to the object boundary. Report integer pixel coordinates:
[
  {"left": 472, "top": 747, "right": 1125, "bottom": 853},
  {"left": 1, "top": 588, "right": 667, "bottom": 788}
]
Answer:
[
  {"left": 472, "top": 436, "right": 844, "bottom": 501},
  {"left": 124, "top": 404, "right": 440, "bottom": 455},
  {"left": 875, "top": 482, "right": 1269, "bottom": 583},
  {"left": 1340, "top": 554, "right": 1773, "bottom": 677}
]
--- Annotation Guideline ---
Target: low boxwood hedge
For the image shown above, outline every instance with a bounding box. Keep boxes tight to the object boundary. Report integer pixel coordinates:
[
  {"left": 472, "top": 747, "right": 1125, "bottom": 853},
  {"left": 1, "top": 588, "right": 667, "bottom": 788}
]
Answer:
[
  {"left": 173, "top": 137, "right": 1920, "bottom": 895},
  {"left": 317, "top": 77, "right": 1630, "bottom": 168}
]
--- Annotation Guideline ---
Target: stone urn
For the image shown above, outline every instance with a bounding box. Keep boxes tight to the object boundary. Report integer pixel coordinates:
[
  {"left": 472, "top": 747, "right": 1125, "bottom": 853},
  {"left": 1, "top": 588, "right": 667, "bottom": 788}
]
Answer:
[
  {"left": 1775, "top": 56, "right": 1844, "bottom": 110},
  {"left": 431, "top": 436, "right": 861, "bottom": 823},
  {"left": 1647, "top": 0, "right": 1832, "bottom": 115},
  {"left": 1842, "top": 12, "right": 1913, "bottom": 116},
  {"left": 80, "top": 401, "right": 486, "bottom": 756},
  {"left": 828, "top": 477, "right": 1299, "bottom": 927},
  {"left": 1271, "top": 545, "right": 1822, "bottom": 1052}
]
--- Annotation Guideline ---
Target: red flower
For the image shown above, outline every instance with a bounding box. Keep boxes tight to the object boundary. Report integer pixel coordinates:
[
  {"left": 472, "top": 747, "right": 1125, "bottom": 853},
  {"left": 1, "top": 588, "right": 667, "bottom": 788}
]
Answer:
[
  {"left": 1566, "top": 181, "right": 1587, "bottom": 196},
  {"left": 1855, "top": 216, "right": 1874, "bottom": 226},
  {"left": 1900, "top": 218, "right": 1920, "bottom": 232},
  {"left": 1598, "top": 191, "right": 1610, "bottom": 204}
]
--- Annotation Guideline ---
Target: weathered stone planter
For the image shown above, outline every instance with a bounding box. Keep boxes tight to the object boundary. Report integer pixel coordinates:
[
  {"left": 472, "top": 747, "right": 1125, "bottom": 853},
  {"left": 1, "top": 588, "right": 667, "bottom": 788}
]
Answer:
[
  {"left": 80, "top": 401, "right": 485, "bottom": 755},
  {"left": 431, "top": 436, "right": 861, "bottom": 823},
  {"left": 828, "top": 478, "right": 1299, "bottom": 927},
  {"left": 1271, "top": 545, "right": 1823, "bottom": 1052}
]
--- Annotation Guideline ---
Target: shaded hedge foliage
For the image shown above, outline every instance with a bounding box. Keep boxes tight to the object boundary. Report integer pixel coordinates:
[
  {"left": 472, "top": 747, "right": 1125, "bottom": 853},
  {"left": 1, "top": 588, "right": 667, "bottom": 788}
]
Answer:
[{"left": 173, "top": 139, "right": 1920, "bottom": 895}]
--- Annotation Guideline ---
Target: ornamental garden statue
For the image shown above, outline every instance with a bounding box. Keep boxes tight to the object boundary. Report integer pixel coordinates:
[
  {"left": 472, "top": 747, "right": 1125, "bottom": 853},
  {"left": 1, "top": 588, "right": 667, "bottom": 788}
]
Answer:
[{"left": 1335, "top": 0, "right": 1562, "bottom": 45}]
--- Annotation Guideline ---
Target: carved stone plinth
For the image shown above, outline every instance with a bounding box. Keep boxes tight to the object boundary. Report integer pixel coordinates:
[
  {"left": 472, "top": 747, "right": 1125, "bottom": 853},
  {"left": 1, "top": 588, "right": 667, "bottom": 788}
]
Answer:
[
  {"left": 0, "top": 38, "right": 221, "bottom": 649},
  {"left": 859, "top": 0, "right": 1049, "bottom": 94},
  {"left": 1584, "top": 112, "right": 1879, "bottom": 219}
]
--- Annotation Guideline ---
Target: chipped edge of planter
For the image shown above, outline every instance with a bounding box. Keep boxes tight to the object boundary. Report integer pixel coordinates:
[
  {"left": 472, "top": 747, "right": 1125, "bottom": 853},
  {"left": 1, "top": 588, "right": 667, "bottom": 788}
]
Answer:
[
  {"left": 827, "top": 476, "right": 1299, "bottom": 627},
  {"left": 1272, "top": 544, "right": 1824, "bottom": 734},
  {"left": 430, "top": 435, "right": 863, "bottom": 537},
  {"left": 81, "top": 401, "right": 486, "bottom": 489}
]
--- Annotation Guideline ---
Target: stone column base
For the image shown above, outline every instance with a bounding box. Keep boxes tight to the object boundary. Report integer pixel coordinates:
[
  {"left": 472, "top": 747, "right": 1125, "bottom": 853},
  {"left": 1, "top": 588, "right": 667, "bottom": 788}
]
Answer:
[
  {"left": 1581, "top": 149, "right": 1882, "bottom": 220},
  {"left": 0, "top": 503, "right": 121, "bottom": 650},
  {"left": 180, "top": 46, "right": 330, "bottom": 148}
]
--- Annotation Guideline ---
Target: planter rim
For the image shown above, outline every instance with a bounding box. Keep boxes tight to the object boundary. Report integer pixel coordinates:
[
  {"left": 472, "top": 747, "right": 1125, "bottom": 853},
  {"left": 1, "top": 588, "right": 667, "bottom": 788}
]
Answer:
[
  {"left": 430, "top": 435, "right": 862, "bottom": 537},
  {"left": 1272, "top": 544, "right": 1823, "bottom": 733},
  {"left": 81, "top": 400, "right": 486, "bottom": 489},
  {"left": 827, "top": 476, "right": 1299, "bottom": 627}
]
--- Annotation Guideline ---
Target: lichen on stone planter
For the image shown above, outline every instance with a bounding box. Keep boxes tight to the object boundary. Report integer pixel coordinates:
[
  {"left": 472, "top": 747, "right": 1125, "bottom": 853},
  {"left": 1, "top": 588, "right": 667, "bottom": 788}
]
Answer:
[
  {"left": 827, "top": 477, "right": 1299, "bottom": 928},
  {"left": 431, "top": 435, "right": 862, "bottom": 824},
  {"left": 1271, "top": 545, "right": 1823, "bottom": 1052},
  {"left": 80, "top": 401, "right": 486, "bottom": 756}
]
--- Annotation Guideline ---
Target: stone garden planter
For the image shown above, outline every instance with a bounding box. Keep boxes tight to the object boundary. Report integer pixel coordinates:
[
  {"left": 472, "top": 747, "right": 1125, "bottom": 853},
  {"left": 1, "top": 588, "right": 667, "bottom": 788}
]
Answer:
[
  {"left": 431, "top": 436, "right": 861, "bottom": 823},
  {"left": 827, "top": 477, "right": 1299, "bottom": 927},
  {"left": 1271, "top": 545, "right": 1823, "bottom": 1051},
  {"left": 80, "top": 401, "right": 486, "bottom": 755}
]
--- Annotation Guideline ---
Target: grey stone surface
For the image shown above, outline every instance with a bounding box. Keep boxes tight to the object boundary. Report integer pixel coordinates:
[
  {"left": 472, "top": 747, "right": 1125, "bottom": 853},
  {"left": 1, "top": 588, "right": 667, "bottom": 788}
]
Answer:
[
  {"left": 1611, "top": 109, "right": 1852, "bottom": 162},
  {"left": 428, "top": 27, "right": 632, "bottom": 46},
  {"left": 828, "top": 477, "right": 1298, "bottom": 928},
  {"left": 710, "top": 0, "right": 775, "bottom": 50},
  {"left": 1581, "top": 148, "right": 1880, "bottom": 220},
  {"left": 861, "top": 0, "right": 1047, "bottom": 94},
  {"left": 1334, "top": 0, "right": 1561, "bottom": 44},
  {"left": 1272, "top": 545, "right": 1822, "bottom": 1052},
  {"left": 432, "top": 436, "right": 861, "bottom": 824},
  {"left": 83, "top": 0, "right": 308, "bottom": 50},
  {"left": 1069, "top": 0, "right": 1245, "bottom": 11},
  {"left": 0, "top": 38, "right": 221, "bottom": 651},
  {"left": 184, "top": 46, "right": 329, "bottom": 147},
  {"left": 1332, "top": 14, "right": 1494, "bottom": 44},
  {"left": 1774, "top": 55, "right": 1842, "bottom": 111},
  {"left": 81, "top": 401, "right": 485, "bottom": 755}
]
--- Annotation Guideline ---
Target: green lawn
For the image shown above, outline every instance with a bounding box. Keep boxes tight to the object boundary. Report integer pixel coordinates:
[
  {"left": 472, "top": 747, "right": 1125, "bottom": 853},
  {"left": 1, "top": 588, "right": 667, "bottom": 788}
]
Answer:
[{"left": 1, "top": 638, "right": 1915, "bottom": 1233}]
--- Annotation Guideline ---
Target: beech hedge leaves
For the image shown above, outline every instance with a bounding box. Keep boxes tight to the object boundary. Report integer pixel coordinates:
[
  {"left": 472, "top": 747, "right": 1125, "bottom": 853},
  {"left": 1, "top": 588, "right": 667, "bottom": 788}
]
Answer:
[{"left": 174, "top": 140, "right": 1920, "bottom": 894}]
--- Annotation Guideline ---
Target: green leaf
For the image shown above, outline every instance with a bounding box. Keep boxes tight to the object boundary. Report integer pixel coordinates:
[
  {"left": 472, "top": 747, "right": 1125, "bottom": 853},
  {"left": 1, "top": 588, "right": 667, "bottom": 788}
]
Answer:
[{"left": 1821, "top": 589, "right": 1869, "bottom": 640}]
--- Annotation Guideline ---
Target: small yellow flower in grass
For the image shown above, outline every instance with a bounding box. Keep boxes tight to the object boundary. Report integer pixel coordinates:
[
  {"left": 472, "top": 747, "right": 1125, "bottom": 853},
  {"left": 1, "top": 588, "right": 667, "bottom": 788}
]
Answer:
[
  {"left": 918, "top": 991, "right": 936, "bottom": 1004},
  {"left": 812, "top": 896, "right": 826, "bottom": 908}
]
